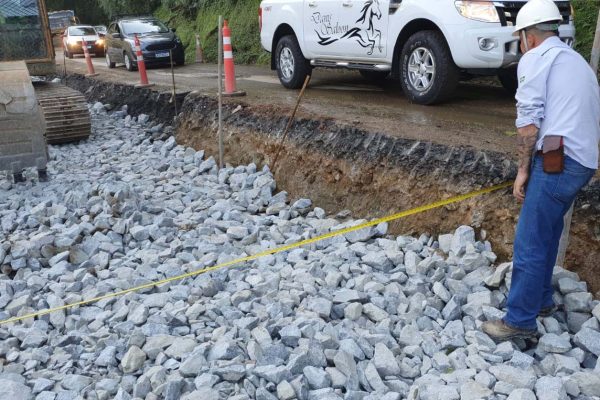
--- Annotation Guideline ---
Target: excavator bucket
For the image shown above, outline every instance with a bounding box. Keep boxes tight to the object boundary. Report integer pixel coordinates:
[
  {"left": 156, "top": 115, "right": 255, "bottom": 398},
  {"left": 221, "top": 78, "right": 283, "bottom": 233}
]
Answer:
[{"left": 0, "top": 61, "right": 48, "bottom": 181}]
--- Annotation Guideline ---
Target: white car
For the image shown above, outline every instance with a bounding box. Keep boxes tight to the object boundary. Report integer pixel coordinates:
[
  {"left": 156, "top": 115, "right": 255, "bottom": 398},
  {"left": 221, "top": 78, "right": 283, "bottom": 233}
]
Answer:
[
  {"left": 63, "top": 25, "right": 105, "bottom": 59},
  {"left": 259, "top": 0, "right": 575, "bottom": 104}
]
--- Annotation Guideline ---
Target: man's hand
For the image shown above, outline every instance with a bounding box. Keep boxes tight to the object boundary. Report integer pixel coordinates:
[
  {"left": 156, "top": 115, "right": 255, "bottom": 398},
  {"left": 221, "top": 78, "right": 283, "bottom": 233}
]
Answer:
[{"left": 514, "top": 169, "right": 529, "bottom": 202}]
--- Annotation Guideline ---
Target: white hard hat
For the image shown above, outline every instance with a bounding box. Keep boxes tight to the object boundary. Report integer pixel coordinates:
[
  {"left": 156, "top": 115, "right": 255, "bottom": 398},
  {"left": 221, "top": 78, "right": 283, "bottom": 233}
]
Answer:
[{"left": 513, "top": 0, "right": 562, "bottom": 35}]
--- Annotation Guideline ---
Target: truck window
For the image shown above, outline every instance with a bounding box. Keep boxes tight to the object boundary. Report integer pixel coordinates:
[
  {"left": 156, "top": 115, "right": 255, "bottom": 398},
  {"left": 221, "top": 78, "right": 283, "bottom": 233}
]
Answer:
[{"left": 0, "top": 0, "right": 49, "bottom": 61}]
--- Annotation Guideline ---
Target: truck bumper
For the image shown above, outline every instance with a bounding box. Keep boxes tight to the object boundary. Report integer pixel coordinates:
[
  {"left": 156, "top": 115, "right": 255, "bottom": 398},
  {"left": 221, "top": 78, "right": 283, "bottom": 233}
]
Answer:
[{"left": 448, "top": 24, "right": 575, "bottom": 69}]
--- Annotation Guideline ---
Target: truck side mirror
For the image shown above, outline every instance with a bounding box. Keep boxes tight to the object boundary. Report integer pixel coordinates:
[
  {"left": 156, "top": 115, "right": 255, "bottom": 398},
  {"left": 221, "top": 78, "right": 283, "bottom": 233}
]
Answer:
[
  {"left": 171, "top": 28, "right": 176, "bottom": 33},
  {"left": 111, "top": 32, "right": 121, "bottom": 39}
]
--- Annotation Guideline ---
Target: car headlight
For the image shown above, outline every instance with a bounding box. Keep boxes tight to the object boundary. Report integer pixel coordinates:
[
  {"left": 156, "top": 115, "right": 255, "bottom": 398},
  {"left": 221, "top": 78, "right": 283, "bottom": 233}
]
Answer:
[
  {"left": 455, "top": 0, "right": 500, "bottom": 23},
  {"left": 96, "top": 39, "right": 104, "bottom": 46},
  {"left": 67, "top": 37, "right": 79, "bottom": 45}
]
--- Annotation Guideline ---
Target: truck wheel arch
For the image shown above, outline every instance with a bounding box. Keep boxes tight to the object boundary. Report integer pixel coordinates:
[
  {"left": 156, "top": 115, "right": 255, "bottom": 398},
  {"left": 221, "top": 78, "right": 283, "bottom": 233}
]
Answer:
[
  {"left": 392, "top": 19, "right": 449, "bottom": 79},
  {"left": 271, "top": 24, "right": 297, "bottom": 70}
]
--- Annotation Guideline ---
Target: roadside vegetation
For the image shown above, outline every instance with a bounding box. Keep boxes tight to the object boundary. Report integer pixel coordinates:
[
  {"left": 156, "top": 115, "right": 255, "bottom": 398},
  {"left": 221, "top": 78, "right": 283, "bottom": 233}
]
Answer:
[{"left": 45, "top": 0, "right": 600, "bottom": 66}]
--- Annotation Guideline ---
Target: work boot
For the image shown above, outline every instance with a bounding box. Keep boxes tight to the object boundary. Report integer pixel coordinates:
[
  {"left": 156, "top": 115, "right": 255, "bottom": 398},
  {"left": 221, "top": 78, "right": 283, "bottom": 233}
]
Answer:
[
  {"left": 539, "top": 305, "right": 559, "bottom": 318},
  {"left": 481, "top": 319, "right": 537, "bottom": 342}
]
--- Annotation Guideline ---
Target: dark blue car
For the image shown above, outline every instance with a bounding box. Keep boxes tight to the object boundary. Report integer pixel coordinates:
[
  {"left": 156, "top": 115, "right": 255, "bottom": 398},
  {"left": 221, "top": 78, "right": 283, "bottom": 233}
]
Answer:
[{"left": 105, "top": 16, "right": 185, "bottom": 71}]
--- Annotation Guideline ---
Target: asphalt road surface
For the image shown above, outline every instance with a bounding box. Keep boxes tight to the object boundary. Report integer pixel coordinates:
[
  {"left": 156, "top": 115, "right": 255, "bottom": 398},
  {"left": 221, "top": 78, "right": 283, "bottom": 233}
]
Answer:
[{"left": 59, "top": 50, "right": 518, "bottom": 156}]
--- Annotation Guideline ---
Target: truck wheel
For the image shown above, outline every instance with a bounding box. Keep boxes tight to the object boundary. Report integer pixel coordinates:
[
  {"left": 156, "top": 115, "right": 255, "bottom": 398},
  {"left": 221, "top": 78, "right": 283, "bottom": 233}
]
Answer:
[
  {"left": 360, "top": 70, "right": 390, "bottom": 82},
  {"left": 400, "top": 30, "right": 459, "bottom": 105},
  {"left": 124, "top": 51, "right": 136, "bottom": 72},
  {"left": 275, "top": 35, "right": 311, "bottom": 89},
  {"left": 498, "top": 67, "right": 518, "bottom": 96}
]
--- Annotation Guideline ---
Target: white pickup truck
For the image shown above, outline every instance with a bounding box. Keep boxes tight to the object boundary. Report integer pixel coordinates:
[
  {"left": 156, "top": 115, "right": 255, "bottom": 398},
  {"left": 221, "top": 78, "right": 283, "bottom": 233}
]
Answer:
[{"left": 259, "top": 0, "right": 574, "bottom": 104}]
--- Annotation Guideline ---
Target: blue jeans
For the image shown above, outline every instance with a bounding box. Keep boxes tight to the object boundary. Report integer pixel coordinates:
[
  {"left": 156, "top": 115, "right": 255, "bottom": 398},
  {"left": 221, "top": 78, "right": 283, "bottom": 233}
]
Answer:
[{"left": 505, "top": 155, "right": 595, "bottom": 330}]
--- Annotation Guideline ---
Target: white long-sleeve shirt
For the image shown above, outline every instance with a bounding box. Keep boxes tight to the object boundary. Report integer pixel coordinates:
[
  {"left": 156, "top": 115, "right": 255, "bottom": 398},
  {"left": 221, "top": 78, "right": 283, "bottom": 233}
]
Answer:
[{"left": 516, "top": 36, "right": 600, "bottom": 170}]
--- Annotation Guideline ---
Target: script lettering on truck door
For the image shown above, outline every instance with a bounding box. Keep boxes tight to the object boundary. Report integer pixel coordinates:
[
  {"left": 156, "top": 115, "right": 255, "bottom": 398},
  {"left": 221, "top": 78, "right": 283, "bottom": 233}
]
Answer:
[
  {"left": 303, "top": 0, "right": 344, "bottom": 57},
  {"left": 315, "top": 0, "right": 385, "bottom": 56}
]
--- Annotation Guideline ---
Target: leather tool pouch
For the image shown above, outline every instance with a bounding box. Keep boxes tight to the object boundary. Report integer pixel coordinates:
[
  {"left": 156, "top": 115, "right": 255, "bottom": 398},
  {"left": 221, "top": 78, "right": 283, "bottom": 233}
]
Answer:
[{"left": 542, "top": 136, "right": 564, "bottom": 174}]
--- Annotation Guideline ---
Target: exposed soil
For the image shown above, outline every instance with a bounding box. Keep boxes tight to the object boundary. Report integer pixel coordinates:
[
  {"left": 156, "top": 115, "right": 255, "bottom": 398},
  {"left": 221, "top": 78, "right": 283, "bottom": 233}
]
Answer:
[{"left": 64, "top": 74, "right": 600, "bottom": 298}]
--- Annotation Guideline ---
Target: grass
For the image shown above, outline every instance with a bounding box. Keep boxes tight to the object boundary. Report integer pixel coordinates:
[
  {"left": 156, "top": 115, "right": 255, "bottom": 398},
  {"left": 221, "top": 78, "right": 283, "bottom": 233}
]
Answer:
[
  {"left": 155, "top": 0, "right": 269, "bottom": 65},
  {"left": 572, "top": 0, "right": 600, "bottom": 62}
]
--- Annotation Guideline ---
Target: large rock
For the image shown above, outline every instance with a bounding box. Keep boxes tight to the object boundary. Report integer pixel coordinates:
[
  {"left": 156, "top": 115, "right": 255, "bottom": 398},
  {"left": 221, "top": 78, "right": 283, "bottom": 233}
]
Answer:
[
  {"left": 450, "top": 226, "right": 475, "bottom": 256},
  {"left": 564, "top": 292, "right": 592, "bottom": 313},
  {"left": 573, "top": 328, "right": 600, "bottom": 356},
  {"left": 489, "top": 366, "right": 536, "bottom": 390},
  {"left": 535, "top": 376, "right": 568, "bottom": 400},
  {"left": 373, "top": 343, "right": 400, "bottom": 377},
  {"left": 0, "top": 379, "right": 32, "bottom": 400},
  {"left": 121, "top": 346, "right": 147, "bottom": 373},
  {"left": 459, "top": 380, "right": 492, "bottom": 400},
  {"left": 538, "top": 333, "right": 572, "bottom": 354}
]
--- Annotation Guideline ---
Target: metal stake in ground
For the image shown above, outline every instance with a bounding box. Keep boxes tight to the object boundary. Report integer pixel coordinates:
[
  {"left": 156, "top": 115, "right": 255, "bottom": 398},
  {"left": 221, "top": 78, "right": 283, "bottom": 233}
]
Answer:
[
  {"left": 218, "top": 16, "right": 224, "bottom": 170},
  {"left": 271, "top": 74, "right": 311, "bottom": 171},
  {"left": 169, "top": 49, "right": 178, "bottom": 118}
]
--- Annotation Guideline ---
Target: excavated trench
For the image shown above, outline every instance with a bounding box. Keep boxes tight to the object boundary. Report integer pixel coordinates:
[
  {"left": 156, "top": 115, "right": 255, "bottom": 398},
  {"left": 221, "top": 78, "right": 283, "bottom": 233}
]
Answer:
[{"left": 65, "top": 74, "right": 600, "bottom": 297}]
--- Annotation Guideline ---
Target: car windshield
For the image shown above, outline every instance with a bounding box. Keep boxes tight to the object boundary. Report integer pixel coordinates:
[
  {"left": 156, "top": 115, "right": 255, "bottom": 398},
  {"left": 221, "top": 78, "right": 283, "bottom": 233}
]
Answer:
[
  {"left": 95, "top": 26, "right": 107, "bottom": 33},
  {"left": 69, "top": 27, "right": 96, "bottom": 36},
  {"left": 122, "top": 20, "right": 169, "bottom": 35}
]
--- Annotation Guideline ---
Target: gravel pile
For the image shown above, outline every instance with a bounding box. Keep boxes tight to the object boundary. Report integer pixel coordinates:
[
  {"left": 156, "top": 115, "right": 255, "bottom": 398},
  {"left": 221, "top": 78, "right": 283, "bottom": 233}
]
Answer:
[{"left": 0, "top": 103, "right": 599, "bottom": 400}]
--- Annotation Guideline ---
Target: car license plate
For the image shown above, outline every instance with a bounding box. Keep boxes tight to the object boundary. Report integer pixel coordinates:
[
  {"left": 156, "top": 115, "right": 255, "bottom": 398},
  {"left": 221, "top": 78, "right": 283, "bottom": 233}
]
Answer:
[{"left": 156, "top": 51, "right": 169, "bottom": 58}]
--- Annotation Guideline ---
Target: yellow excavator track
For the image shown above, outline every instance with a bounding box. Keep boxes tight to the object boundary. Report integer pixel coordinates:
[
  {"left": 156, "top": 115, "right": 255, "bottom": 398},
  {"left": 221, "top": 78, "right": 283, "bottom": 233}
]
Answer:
[{"left": 34, "top": 82, "right": 91, "bottom": 144}]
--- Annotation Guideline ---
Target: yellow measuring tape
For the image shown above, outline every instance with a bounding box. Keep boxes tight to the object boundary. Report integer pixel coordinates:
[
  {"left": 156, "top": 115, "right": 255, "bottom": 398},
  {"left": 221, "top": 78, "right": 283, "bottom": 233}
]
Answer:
[{"left": 0, "top": 181, "right": 513, "bottom": 326}]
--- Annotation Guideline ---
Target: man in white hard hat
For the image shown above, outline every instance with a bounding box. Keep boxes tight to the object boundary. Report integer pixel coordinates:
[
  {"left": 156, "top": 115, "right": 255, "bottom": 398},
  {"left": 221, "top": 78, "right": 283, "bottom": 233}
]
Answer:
[{"left": 482, "top": 0, "right": 600, "bottom": 342}]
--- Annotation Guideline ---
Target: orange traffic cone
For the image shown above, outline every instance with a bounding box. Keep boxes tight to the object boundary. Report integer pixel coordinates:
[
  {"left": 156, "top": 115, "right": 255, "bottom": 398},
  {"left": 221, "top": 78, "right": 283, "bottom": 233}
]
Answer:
[
  {"left": 222, "top": 20, "right": 245, "bottom": 97},
  {"left": 81, "top": 39, "right": 98, "bottom": 77},
  {"left": 134, "top": 34, "right": 154, "bottom": 88}
]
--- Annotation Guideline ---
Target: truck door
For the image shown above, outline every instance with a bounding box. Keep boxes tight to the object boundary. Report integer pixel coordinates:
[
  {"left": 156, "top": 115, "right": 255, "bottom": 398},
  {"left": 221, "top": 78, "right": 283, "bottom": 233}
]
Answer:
[
  {"left": 339, "top": 0, "right": 389, "bottom": 60},
  {"left": 303, "top": 0, "right": 351, "bottom": 57}
]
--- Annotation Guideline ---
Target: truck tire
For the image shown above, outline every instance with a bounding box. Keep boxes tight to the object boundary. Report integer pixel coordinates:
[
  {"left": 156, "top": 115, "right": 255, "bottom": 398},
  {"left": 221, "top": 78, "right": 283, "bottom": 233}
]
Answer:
[
  {"left": 400, "top": 30, "right": 459, "bottom": 105},
  {"left": 275, "top": 35, "right": 311, "bottom": 89},
  {"left": 498, "top": 67, "right": 518, "bottom": 96},
  {"left": 360, "top": 70, "right": 390, "bottom": 82}
]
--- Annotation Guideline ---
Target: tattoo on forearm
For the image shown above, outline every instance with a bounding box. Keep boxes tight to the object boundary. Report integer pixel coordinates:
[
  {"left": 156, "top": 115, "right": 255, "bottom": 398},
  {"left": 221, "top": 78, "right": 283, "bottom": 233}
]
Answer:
[{"left": 517, "top": 129, "right": 538, "bottom": 170}]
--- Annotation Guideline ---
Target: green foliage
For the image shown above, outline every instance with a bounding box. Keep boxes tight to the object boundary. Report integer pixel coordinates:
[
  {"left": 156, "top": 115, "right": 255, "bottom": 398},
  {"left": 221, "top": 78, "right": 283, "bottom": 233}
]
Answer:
[
  {"left": 45, "top": 0, "right": 108, "bottom": 25},
  {"left": 97, "top": 0, "right": 161, "bottom": 19},
  {"left": 572, "top": 0, "right": 600, "bottom": 62},
  {"left": 156, "top": 0, "right": 269, "bottom": 65}
]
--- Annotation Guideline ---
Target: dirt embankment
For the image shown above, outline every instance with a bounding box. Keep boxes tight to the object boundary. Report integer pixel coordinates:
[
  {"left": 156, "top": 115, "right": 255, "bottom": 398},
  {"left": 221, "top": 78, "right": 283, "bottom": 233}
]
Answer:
[{"left": 65, "top": 74, "right": 600, "bottom": 297}]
